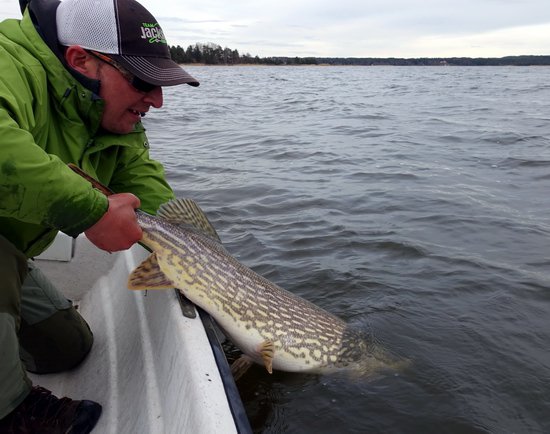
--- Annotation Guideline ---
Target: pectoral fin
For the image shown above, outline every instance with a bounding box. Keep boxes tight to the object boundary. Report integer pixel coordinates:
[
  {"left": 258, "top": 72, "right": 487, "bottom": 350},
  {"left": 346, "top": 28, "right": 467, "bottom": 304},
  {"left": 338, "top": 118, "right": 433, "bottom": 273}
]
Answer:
[
  {"left": 259, "top": 340, "right": 275, "bottom": 374},
  {"left": 128, "top": 253, "right": 175, "bottom": 290}
]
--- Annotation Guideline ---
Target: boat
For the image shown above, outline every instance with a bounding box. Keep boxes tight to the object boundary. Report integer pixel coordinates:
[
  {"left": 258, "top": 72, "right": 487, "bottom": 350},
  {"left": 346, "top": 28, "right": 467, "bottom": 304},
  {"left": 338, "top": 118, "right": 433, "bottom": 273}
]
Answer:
[{"left": 31, "top": 233, "right": 252, "bottom": 433}]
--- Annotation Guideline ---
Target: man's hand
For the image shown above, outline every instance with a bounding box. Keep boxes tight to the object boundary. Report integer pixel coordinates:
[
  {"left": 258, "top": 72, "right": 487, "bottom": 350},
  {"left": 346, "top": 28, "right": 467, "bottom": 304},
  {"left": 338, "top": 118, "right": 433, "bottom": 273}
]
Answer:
[{"left": 84, "top": 193, "right": 142, "bottom": 252}]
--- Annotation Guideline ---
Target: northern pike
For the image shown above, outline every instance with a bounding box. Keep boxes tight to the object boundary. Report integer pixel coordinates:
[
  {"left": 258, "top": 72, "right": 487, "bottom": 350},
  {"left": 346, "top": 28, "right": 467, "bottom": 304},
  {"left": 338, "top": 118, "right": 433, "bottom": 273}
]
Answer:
[{"left": 70, "top": 165, "right": 403, "bottom": 377}]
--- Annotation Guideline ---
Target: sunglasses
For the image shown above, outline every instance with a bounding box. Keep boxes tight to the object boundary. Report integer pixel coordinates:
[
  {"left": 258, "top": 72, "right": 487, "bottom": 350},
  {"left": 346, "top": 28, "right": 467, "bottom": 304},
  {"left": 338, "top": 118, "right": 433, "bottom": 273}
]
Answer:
[{"left": 87, "top": 50, "right": 158, "bottom": 93}]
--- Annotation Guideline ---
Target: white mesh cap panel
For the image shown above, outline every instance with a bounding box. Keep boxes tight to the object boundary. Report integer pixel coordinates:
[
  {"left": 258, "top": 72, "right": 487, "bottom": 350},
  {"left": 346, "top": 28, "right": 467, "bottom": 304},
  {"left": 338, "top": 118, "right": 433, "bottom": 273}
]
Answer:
[{"left": 56, "top": 0, "right": 121, "bottom": 54}]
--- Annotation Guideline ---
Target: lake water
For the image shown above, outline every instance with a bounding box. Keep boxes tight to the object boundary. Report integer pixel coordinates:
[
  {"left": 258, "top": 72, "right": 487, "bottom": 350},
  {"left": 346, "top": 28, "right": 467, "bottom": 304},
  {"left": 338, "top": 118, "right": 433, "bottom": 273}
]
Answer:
[{"left": 143, "top": 65, "right": 550, "bottom": 433}]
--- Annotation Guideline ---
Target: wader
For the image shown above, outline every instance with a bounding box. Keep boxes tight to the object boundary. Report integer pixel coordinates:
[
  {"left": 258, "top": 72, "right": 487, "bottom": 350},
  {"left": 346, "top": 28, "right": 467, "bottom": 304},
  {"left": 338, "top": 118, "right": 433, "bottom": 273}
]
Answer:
[{"left": 0, "top": 235, "right": 93, "bottom": 419}]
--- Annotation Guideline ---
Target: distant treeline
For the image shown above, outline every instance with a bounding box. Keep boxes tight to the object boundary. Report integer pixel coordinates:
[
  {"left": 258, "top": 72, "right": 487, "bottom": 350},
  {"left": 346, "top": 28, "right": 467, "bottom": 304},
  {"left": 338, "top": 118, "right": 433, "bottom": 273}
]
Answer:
[
  {"left": 316, "top": 56, "right": 550, "bottom": 66},
  {"left": 170, "top": 43, "right": 550, "bottom": 66}
]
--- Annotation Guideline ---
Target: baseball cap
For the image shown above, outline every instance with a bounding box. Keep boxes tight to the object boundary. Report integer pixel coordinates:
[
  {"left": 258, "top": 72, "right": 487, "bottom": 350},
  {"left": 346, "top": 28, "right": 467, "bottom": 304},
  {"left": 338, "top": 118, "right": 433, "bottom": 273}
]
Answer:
[{"left": 56, "top": 0, "right": 199, "bottom": 87}]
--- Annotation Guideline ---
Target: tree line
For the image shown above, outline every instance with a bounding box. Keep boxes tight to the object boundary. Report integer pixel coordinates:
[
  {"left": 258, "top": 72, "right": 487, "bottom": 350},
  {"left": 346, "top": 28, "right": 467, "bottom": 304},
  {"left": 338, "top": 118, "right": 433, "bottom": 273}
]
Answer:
[
  {"left": 316, "top": 56, "right": 550, "bottom": 66},
  {"left": 170, "top": 43, "right": 550, "bottom": 66},
  {"left": 169, "top": 42, "right": 319, "bottom": 65}
]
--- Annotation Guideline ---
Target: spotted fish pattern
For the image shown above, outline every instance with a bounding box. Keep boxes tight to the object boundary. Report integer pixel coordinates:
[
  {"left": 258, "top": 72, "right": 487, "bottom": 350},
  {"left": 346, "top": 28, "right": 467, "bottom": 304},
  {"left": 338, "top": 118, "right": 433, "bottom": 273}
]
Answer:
[{"left": 130, "top": 200, "right": 392, "bottom": 375}]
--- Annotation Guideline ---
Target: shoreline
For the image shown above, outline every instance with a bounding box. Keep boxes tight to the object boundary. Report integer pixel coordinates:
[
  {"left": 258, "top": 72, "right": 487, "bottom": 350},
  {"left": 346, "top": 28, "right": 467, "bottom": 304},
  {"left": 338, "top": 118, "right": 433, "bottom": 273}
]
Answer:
[{"left": 179, "top": 63, "right": 550, "bottom": 67}]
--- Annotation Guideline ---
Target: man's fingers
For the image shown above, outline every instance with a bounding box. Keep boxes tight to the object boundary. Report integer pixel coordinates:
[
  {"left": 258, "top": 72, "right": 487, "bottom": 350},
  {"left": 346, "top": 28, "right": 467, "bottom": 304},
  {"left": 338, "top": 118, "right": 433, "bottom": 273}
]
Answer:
[{"left": 84, "top": 193, "right": 143, "bottom": 252}]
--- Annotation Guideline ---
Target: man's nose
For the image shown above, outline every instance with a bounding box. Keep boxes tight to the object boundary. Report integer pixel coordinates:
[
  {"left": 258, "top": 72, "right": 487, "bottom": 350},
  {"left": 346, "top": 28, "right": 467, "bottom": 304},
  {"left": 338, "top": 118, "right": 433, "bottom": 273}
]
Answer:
[{"left": 143, "top": 86, "right": 163, "bottom": 108}]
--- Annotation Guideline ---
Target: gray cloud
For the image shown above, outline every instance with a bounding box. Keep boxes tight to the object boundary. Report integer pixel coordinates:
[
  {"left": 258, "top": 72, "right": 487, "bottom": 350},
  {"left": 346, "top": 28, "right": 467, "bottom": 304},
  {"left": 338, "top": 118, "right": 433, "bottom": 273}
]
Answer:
[{"left": 1, "top": 0, "right": 548, "bottom": 57}]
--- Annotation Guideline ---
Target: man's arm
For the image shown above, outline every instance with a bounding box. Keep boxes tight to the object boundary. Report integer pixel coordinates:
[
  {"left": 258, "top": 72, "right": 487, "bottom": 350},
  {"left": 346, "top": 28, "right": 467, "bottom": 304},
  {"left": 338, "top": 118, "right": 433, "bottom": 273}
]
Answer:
[
  {"left": 0, "top": 106, "right": 108, "bottom": 235},
  {"left": 0, "top": 108, "right": 143, "bottom": 253}
]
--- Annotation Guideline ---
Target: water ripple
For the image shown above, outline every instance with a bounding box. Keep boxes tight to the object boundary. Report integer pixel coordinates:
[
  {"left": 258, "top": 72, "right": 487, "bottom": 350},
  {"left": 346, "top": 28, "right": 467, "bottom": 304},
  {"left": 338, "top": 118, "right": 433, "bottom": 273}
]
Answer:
[{"left": 144, "top": 65, "right": 550, "bottom": 434}]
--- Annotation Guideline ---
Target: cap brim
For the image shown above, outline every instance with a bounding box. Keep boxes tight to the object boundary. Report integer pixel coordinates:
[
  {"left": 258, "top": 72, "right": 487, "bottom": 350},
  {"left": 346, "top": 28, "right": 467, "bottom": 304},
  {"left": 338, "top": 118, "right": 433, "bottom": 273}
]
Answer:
[{"left": 111, "top": 55, "right": 200, "bottom": 87}]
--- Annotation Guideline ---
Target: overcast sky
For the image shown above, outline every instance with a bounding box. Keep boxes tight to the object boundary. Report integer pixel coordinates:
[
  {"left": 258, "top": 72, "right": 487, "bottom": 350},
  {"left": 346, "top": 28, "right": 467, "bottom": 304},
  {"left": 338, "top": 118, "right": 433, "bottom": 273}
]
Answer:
[{"left": 1, "top": 0, "right": 548, "bottom": 57}]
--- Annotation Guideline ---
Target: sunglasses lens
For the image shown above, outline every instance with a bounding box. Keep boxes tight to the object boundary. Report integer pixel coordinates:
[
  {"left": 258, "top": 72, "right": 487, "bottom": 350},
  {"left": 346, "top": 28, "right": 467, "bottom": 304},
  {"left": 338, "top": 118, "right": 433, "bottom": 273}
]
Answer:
[
  {"left": 88, "top": 50, "right": 158, "bottom": 93},
  {"left": 131, "top": 76, "right": 158, "bottom": 93}
]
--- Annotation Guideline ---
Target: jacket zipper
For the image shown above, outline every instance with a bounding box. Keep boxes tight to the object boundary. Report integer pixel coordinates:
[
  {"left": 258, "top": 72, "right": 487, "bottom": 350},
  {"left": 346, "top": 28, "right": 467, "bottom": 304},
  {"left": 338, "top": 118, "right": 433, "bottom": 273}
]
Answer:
[{"left": 79, "top": 138, "right": 95, "bottom": 166}]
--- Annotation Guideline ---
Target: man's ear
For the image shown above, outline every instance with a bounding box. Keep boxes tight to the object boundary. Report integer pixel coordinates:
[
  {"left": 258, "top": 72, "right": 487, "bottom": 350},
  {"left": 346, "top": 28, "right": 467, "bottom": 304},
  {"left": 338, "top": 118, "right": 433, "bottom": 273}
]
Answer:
[{"left": 64, "top": 46, "right": 97, "bottom": 77}]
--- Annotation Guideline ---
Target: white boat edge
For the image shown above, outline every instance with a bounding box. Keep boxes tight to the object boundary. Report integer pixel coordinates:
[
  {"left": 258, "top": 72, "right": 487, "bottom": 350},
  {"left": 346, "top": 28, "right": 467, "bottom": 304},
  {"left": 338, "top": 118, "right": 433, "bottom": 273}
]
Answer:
[{"left": 30, "top": 234, "right": 251, "bottom": 434}]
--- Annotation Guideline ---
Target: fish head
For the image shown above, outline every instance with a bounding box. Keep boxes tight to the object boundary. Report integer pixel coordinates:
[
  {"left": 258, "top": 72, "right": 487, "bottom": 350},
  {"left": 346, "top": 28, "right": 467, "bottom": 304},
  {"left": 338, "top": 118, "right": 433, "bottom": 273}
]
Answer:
[{"left": 336, "top": 327, "right": 412, "bottom": 378}]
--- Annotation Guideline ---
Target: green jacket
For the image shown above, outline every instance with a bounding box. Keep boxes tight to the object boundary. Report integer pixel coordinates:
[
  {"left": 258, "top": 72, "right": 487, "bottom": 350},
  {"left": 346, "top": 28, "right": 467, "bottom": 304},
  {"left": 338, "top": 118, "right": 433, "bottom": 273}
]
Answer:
[{"left": 0, "top": 6, "right": 174, "bottom": 258}]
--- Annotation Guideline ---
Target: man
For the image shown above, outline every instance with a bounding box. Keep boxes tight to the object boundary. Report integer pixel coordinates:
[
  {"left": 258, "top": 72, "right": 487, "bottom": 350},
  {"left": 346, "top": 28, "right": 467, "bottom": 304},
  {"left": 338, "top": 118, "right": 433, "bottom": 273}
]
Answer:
[{"left": 0, "top": 0, "right": 199, "bottom": 431}]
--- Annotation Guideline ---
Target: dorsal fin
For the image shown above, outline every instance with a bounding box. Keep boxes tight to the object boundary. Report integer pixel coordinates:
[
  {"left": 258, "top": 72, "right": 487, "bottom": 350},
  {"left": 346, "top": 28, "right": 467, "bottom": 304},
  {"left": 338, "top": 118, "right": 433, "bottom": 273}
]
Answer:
[{"left": 157, "top": 198, "right": 222, "bottom": 242}]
